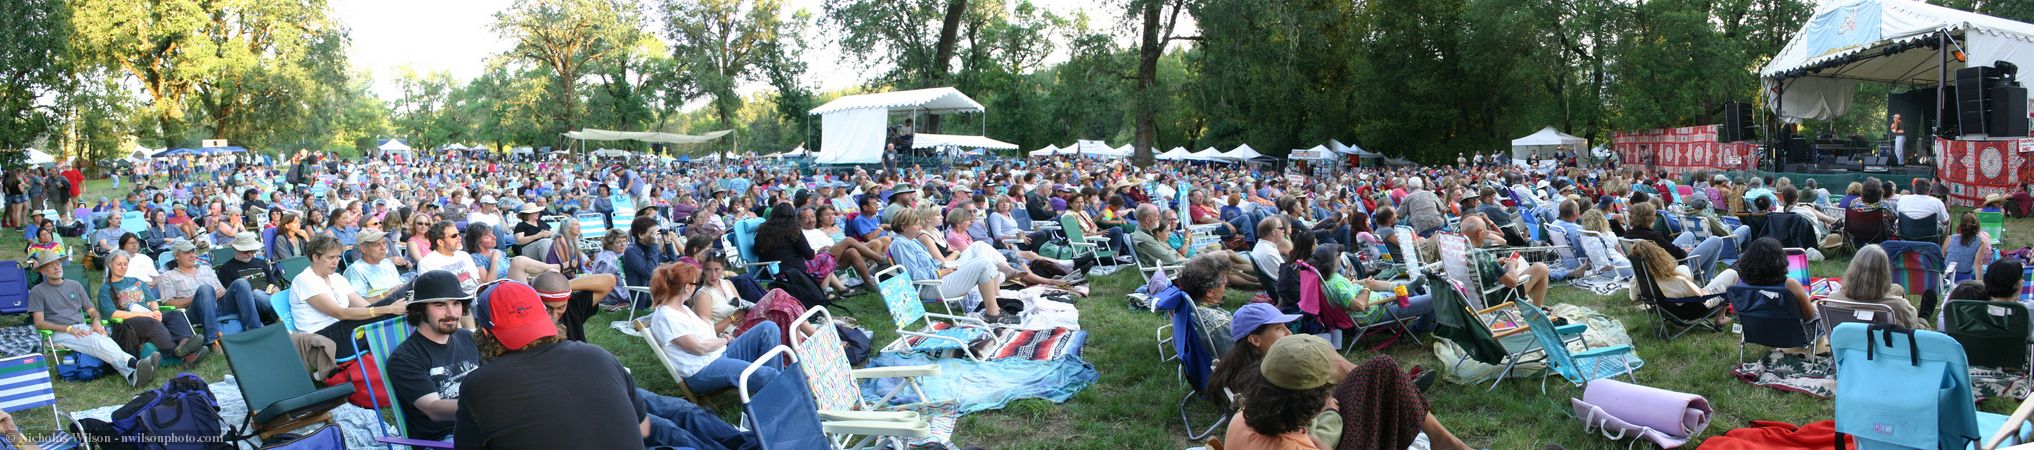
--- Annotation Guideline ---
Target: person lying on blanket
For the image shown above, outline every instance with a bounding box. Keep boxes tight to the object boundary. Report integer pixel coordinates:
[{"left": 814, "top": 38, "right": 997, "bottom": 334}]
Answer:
[{"left": 1218, "top": 334, "right": 1471, "bottom": 450}]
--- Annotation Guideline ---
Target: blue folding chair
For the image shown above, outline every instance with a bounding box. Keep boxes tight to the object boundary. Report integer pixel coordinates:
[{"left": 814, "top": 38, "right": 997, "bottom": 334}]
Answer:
[
  {"left": 1832, "top": 323, "right": 2033, "bottom": 449},
  {"left": 739, "top": 346, "right": 832, "bottom": 450},
  {"left": 0, "top": 354, "right": 82, "bottom": 450},
  {"left": 731, "top": 217, "right": 779, "bottom": 280},
  {"left": 1515, "top": 302, "right": 1641, "bottom": 395}
]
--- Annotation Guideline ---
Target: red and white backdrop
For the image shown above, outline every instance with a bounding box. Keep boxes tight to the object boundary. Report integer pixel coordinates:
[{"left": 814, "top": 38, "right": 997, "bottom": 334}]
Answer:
[
  {"left": 1935, "top": 138, "right": 2034, "bottom": 207},
  {"left": 1611, "top": 125, "right": 1758, "bottom": 175}
]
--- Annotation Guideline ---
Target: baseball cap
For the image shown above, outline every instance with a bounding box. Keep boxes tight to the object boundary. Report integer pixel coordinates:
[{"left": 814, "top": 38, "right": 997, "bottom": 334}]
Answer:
[
  {"left": 1228, "top": 303, "right": 1301, "bottom": 343},
  {"left": 474, "top": 280, "right": 556, "bottom": 351},
  {"left": 357, "top": 229, "right": 387, "bottom": 243},
  {"left": 1260, "top": 334, "right": 1339, "bottom": 391},
  {"left": 169, "top": 238, "right": 198, "bottom": 253}
]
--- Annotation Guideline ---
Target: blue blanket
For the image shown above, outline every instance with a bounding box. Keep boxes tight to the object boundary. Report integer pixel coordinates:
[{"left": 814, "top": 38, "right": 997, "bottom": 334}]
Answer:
[{"left": 864, "top": 352, "right": 1099, "bottom": 415}]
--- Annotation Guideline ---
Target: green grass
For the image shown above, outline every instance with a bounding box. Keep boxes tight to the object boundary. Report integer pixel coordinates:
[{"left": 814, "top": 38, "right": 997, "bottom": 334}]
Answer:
[{"left": 17, "top": 177, "right": 2033, "bottom": 448}]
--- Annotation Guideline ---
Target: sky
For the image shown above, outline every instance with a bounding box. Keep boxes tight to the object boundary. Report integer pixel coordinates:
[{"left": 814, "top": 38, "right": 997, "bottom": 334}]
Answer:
[{"left": 330, "top": 0, "right": 1151, "bottom": 104}]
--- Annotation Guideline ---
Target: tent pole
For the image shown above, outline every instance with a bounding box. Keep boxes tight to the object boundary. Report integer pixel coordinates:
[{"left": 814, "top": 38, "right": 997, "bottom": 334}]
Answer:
[{"left": 1935, "top": 30, "right": 1947, "bottom": 141}]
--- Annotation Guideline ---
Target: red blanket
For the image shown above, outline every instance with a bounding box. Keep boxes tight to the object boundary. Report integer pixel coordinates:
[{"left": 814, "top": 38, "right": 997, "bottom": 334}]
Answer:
[{"left": 1696, "top": 420, "right": 1856, "bottom": 450}]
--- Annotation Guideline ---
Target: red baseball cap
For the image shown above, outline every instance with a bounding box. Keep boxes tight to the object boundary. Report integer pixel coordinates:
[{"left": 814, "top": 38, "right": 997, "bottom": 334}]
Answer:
[{"left": 474, "top": 281, "right": 556, "bottom": 351}]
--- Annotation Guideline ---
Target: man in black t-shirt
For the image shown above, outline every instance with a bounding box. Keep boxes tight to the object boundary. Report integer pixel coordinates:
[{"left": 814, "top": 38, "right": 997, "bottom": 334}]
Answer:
[
  {"left": 457, "top": 281, "right": 754, "bottom": 450},
  {"left": 386, "top": 272, "right": 478, "bottom": 440}
]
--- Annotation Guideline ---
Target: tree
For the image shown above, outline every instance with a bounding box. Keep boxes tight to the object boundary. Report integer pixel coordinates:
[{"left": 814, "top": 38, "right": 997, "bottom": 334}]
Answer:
[
  {"left": 69, "top": 0, "right": 211, "bottom": 143},
  {"left": 663, "top": 0, "right": 791, "bottom": 140},
  {"left": 189, "top": 0, "right": 343, "bottom": 146},
  {"left": 0, "top": 0, "right": 70, "bottom": 151},
  {"left": 1130, "top": 0, "right": 1195, "bottom": 166},
  {"left": 495, "top": 0, "right": 641, "bottom": 145}
]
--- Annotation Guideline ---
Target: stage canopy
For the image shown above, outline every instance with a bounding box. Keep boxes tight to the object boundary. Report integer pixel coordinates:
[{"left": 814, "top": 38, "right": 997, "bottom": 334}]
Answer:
[
  {"left": 809, "top": 87, "right": 985, "bottom": 165},
  {"left": 1510, "top": 127, "right": 1587, "bottom": 159},
  {"left": 911, "top": 133, "right": 1018, "bottom": 150},
  {"left": 1760, "top": 0, "right": 2034, "bottom": 121},
  {"left": 564, "top": 128, "right": 733, "bottom": 144}
]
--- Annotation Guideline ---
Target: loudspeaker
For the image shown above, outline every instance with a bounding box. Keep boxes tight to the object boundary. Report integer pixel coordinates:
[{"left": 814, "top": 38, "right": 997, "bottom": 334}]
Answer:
[
  {"left": 1961, "top": 70, "right": 1993, "bottom": 134},
  {"left": 1721, "top": 101, "right": 1755, "bottom": 142},
  {"left": 1990, "top": 86, "right": 2029, "bottom": 137},
  {"left": 1939, "top": 84, "right": 1963, "bottom": 138}
]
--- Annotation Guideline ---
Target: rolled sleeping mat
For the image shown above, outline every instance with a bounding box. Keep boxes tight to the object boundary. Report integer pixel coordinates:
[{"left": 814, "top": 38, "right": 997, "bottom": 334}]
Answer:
[{"left": 1569, "top": 378, "right": 1712, "bottom": 449}]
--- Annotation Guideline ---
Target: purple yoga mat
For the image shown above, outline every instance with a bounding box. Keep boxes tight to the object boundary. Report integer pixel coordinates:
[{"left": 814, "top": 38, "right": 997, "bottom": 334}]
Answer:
[{"left": 1570, "top": 379, "right": 1712, "bottom": 448}]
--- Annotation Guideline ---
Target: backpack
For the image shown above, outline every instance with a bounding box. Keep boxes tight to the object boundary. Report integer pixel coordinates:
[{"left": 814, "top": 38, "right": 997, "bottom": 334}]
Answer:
[
  {"left": 322, "top": 354, "right": 387, "bottom": 408},
  {"left": 106, "top": 373, "right": 227, "bottom": 450},
  {"left": 56, "top": 352, "right": 107, "bottom": 381}
]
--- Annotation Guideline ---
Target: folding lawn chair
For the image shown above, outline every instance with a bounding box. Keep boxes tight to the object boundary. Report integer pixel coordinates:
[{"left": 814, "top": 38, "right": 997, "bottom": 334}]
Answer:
[
  {"left": 789, "top": 306, "right": 934, "bottom": 449},
  {"left": 0, "top": 354, "right": 84, "bottom": 450},
  {"left": 1129, "top": 241, "right": 1183, "bottom": 287},
  {"left": 1515, "top": 302, "right": 1641, "bottom": 395},
  {"left": 1629, "top": 253, "right": 1726, "bottom": 341},
  {"left": 1832, "top": 323, "right": 2034, "bottom": 449},
  {"left": 1943, "top": 300, "right": 2034, "bottom": 376},
  {"left": 741, "top": 346, "right": 902, "bottom": 450},
  {"left": 218, "top": 325, "right": 354, "bottom": 441},
  {"left": 1845, "top": 207, "right": 1893, "bottom": 251},
  {"left": 350, "top": 317, "right": 454, "bottom": 449},
  {"left": 1724, "top": 284, "right": 1821, "bottom": 370},
  {"left": 119, "top": 210, "right": 146, "bottom": 235},
  {"left": 1884, "top": 240, "right": 1948, "bottom": 318},
  {"left": 1898, "top": 214, "right": 1945, "bottom": 244},
  {"left": 1981, "top": 211, "right": 2007, "bottom": 246},
  {"left": 1154, "top": 284, "right": 1230, "bottom": 440},
  {"left": 874, "top": 266, "right": 994, "bottom": 361},
  {"left": 731, "top": 217, "right": 780, "bottom": 281},
  {"left": 1428, "top": 277, "right": 1585, "bottom": 391},
  {"left": 275, "top": 256, "right": 310, "bottom": 286},
  {"left": 575, "top": 213, "right": 607, "bottom": 252},
  {"left": 1058, "top": 215, "right": 1118, "bottom": 266},
  {"left": 630, "top": 316, "right": 721, "bottom": 408},
  {"left": 2021, "top": 264, "right": 2034, "bottom": 305},
  {"left": 1816, "top": 298, "right": 1898, "bottom": 375}
]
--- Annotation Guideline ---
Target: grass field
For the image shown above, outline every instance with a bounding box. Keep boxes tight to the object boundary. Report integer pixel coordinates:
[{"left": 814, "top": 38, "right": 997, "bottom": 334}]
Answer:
[{"left": 14, "top": 177, "right": 2030, "bottom": 449}]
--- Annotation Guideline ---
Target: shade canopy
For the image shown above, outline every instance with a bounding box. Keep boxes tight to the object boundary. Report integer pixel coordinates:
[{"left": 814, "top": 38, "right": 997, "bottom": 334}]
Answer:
[
  {"left": 911, "top": 133, "right": 1018, "bottom": 150},
  {"left": 807, "top": 87, "right": 986, "bottom": 115},
  {"left": 564, "top": 129, "right": 733, "bottom": 145},
  {"left": 1760, "top": 0, "right": 2034, "bottom": 120},
  {"left": 1028, "top": 144, "right": 1062, "bottom": 157},
  {"left": 1190, "top": 147, "right": 1231, "bottom": 162},
  {"left": 376, "top": 139, "right": 411, "bottom": 151},
  {"left": 1220, "top": 144, "right": 1263, "bottom": 160},
  {"left": 1289, "top": 145, "right": 1336, "bottom": 161},
  {"left": 1156, "top": 147, "right": 1193, "bottom": 161},
  {"left": 1510, "top": 126, "right": 1587, "bottom": 159}
]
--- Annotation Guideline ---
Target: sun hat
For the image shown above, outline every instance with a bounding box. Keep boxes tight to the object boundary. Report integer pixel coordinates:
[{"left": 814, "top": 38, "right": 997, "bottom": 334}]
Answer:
[
  {"left": 30, "top": 251, "right": 63, "bottom": 270},
  {"left": 893, "top": 186, "right": 918, "bottom": 195},
  {"left": 357, "top": 229, "right": 387, "bottom": 243},
  {"left": 169, "top": 239, "right": 198, "bottom": 253},
  {"left": 518, "top": 203, "right": 544, "bottom": 215},
  {"left": 230, "top": 232, "right": 262, "bottom": 252},
  {"left": 474, "top": 281, "right": 556, "bottom": 351},
  {"left": 1229, "top": 303, "right": 1302, "bottom": 343},
  {"left": 1985, "top": 194, "right": 2006, "bottom": 206},
  {"left": 410, "top": 270, "right": 473, "bottom": 304},
  {"left": 1260, "top": 334, "right": 1340, "bottom": 391}
]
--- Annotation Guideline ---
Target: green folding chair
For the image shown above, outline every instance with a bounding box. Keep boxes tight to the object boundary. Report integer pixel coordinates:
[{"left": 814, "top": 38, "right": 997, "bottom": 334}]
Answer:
[
  {"left": 219, "top": 325, "right": 354, "bottom": 441},
  {"left": 1058, "top": 215, "right": 1116, "bottom": 264},
  {"left": 276, "top": 256, "right": 310, "bottom": 287},
  {"left": 1943, "top": 300, "right": 2034, "bottom": 375},
  {"left": 1980, "top": 211, "right": 2007, "bottom": 245}
]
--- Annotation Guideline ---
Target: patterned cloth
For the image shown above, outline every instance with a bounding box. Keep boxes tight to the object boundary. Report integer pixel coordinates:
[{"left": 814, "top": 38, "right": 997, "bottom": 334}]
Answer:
[
  {"left": 0, "top": 326, "right": 39, "bottom": 357},
  {"left": 75, "top": 376, "right": 385, "bottom": 449},
  {"left": 1730, "top": 349, "right": 1835, "bottom": 398}
]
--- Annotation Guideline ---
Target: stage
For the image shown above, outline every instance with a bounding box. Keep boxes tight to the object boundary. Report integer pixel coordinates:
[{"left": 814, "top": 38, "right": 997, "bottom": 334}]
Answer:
[{"left": 1612, "top": 124, "right": 2034, "bottom": 205}]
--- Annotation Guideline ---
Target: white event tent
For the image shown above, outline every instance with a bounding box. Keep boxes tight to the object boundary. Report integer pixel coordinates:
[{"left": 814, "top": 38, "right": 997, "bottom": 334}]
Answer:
[
  {"left": 912, "top": 134, "right": 1018, "bottom": 151},
  {"left": 809, "top": 87, "right": 999, "bottom": 164},
  {"left": 1760, "top": 0, "right": 2034, "bottom": 121},
  {"left": 1028, "top": 144, "right": 1062, "bottom": 157},
  {"left": 1510, "top": 127, "right": 1588, "bottom": 160},
  {"left": 1190, "top": 147, "right": 1230, "bottom": 162},
  {"left": 1220, "top": 144, "right": 1264, "bottom": 161},
  {"left": 1156, "top": 147, "right": 1192, "bottom": 161}
]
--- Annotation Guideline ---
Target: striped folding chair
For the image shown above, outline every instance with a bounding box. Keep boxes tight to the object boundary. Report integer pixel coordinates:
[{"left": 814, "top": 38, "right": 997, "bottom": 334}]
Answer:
[
  {"left": 0, "top": 354, "right": 84, "bottom": 450},
  {"left": 2018, "top": 264, "right": 2034, "bottom": 305},
  {"left": 352, "top": 317, "right": 453, "bottom": 449}
]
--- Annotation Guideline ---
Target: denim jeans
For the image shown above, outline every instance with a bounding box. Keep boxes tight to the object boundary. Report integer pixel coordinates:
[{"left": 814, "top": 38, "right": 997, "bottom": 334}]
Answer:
[
  {"left": 1682, "top": 225, "right": 1752, "bottom": 279},
  {"left": 187, "top": 278, "right": 274, "bottom": 343},
  {"left": 1389, "top": 293, "right": 1438, "bottom": 332},
  {"left": 639, "top": 388, "right": 756, "bottom": 450},
  {"left": 682, "top": 321, "right": 783, "bottom": 395}
]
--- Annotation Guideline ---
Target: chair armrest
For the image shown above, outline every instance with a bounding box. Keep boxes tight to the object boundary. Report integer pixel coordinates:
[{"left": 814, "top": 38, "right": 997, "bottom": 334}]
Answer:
[
  {"left": 852, "top": 364, "right": 941, "bottom": 379},
  {"left": 922, "top": 313, "right": 990, "bottom": 328},
  {"left": 819, "top": 410, "right": 921, "bottom": 422},
  {"left": 375, "top": 436, "right": 455, "bottom": 449},
  {"left": 819, "top": 420, "right": 931, "bottom": 438},
  {"left": 1475, "top": 302, "right": 1517, "bottom": 316},
  {"left": 1553, "top": 323, "right": 1588, "bottom": 335},
  {"left": 1988, "top": 394, "right": 2034, "bottom": 450},
  {"left": 1572, "top": 345, "right": 1634, "bottom": 358},
  {"left": 1492, "top": 326, "right": 1532, "bottom": 338}
]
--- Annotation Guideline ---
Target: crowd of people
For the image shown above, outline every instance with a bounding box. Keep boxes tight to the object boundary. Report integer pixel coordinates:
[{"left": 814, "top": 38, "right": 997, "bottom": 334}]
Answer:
[{"left": 10, "top": 145, "right": 2028, "bottom": 449}]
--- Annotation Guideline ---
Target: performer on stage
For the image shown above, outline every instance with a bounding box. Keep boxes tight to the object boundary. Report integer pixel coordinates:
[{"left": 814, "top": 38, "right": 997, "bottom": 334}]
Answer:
[{"left": 1890, "top": 113, "right": 1905, "bottom": 166}]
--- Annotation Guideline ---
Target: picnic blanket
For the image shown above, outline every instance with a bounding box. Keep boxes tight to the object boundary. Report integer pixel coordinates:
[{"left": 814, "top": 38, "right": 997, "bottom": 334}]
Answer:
[
  {"left": 1695, "top": 420, "right": 1854, "bottom": 450},
  {"left": 862, "top": 352, "right": 1099, "bottom": 416},
  {"left": 0, "top": 325, "right": 39, "bottom": 357},
  {"left": 1731, "top": 349, "right": 2027, "bottom": 401},
  {"left": 73, "top": 375, "right": 384, "bottom": 449},
  {"left": 1567, "top": 271, "right": 1629, "bottom": 296}
]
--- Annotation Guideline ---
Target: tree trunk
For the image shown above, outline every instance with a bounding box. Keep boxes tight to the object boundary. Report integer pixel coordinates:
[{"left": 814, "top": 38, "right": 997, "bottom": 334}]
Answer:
[
  {"left": 925, "top": 0, "right": 968, "bottom": 133},
  {"left": 1132, "top": 0, "right": 1163, "bottom": 168}
]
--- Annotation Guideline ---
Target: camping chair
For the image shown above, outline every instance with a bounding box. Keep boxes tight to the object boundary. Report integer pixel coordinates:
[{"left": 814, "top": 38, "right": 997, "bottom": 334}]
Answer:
[
  {"left": 574, "top": 213, "right": 607, "bottom": 252},
  {"left": 1515, "top": 302, "right": 1641, "bottom": 395},
  {"left": 1153, "top": 284, "right": 1231, "bottom": 440},
  {"left": 740, "top": 346, "right": 902, "bottom": 450},
  {"left": 1832, "top": 323, "right": 2034, "bottom": 449},
  {"left": 2020, "top": 264, "right": 2034, "bottom": 305},
  {"left": 1885, "top": 240, "right": 1948, "bottom": 319},
  {"left": 1843, "top": 208, "right": 1892, "bottom": 251},
  {"left": 788, "top": 307, "right": 935, "bottom": 449},
  {"left": 0, "top": 354, "right": 84, "bottom": 450},
  {"left": 874, "top": 266, "right": 993, "bottom": 361},
  {"left": 1814, "top": 298, "right": 1898, "bottom": 375},
  {"left": 1129, "top": 241, "right": 1184, "bottom": 286},
  {"left": 275, "top": 256, "right": 310, "bottom": 286},
  {"left": 731, "top": 217, "right": 780, "bottom": 281},
  {"left": 1943, "top": 300, "right": 2034, "bottom": 376},
  {"left": 630, "top": 316, "right": 720, "bottom": 408},
  {"left": 1724, "top": 285, "right": 1820, "bottom": 370},
  {"left": 1981, "top": 211, "right": 2007, "bottom": 245},
  {"left": 119, "top": 211, "right": 146, "bottom": 235},
  {"left": 1427, "top": 277, "right": 1586, "bottom": 391},
  {"left": 1058, "top": 215, "right": 1118, "bottom": 266},
  {"left": 610, "top": 195, "right": 636, "bottom": 231},
  {"left": 1629, "top": 253, "right": 1727, "bottom": 341},
  {"left": 218, "top": 325, "right": 354, "bottom": 441},
  {"left": 208, "top": 247, "right": 235, "bottom": 266},
  {"left": 350, "top": 317, "right": 454, "bottom": 449},
  {"left": 1898, "top": 214, "right": 1945, "bottom": 244}
]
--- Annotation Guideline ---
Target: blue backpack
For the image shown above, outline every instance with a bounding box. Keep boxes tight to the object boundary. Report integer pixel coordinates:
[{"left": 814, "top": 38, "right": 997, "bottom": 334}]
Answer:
[
  {"left": 108, "top": 373, "right": 226, "bottom": 450},
  {"left": 56, "top": 352, "right": 106, "bottom": 382}
]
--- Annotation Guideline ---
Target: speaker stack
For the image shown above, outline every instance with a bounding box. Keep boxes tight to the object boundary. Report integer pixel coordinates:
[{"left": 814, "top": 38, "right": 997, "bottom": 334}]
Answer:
[
  {"left": 1956, "top": 64, "right": 2030, "bottom": 138},
  {"left": 1720, "top": 101, "right": 1756, "bottom": 142}
]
